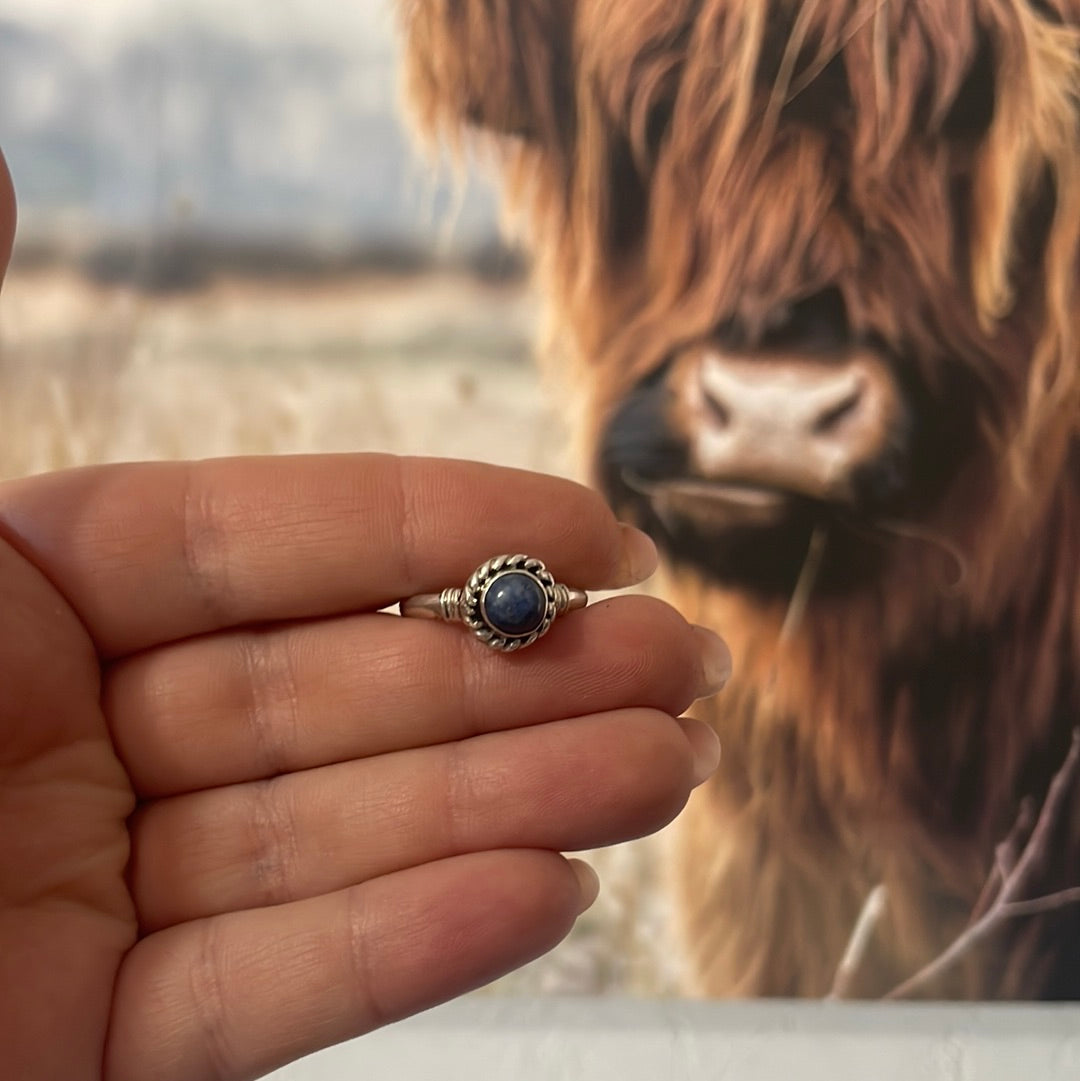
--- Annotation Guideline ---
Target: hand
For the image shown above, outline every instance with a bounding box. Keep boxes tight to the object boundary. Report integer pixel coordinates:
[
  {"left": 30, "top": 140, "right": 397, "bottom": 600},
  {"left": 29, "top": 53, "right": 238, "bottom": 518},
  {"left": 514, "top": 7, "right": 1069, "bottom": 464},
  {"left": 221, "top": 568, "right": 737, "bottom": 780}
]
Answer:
[{"left": 0, "top": 454, "right": 730, "bottom": 1081}]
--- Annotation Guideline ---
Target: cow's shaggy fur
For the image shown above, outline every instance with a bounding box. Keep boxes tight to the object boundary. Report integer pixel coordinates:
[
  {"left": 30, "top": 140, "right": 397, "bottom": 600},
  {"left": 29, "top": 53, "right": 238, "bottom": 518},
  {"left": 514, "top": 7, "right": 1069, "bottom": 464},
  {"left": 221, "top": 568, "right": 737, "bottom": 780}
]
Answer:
[{"left": 399, "top": 0, "right": 1080, "bottom": 998}]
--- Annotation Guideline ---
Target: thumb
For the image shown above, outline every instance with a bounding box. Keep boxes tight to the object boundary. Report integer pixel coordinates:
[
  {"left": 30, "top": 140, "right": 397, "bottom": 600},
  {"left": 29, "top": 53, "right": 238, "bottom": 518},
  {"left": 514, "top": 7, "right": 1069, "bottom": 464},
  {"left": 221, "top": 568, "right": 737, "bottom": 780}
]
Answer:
[{"left": 0, "top": 148, "right": 17, "bottom": 287}]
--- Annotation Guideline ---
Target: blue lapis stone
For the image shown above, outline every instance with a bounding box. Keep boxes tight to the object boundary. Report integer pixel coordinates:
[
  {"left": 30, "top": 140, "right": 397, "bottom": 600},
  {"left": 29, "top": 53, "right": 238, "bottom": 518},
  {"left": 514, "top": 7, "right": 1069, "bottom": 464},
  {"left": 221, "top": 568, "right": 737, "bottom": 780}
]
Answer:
[{"left": 482, "top": 572, "right": 547, "bottom": 637}]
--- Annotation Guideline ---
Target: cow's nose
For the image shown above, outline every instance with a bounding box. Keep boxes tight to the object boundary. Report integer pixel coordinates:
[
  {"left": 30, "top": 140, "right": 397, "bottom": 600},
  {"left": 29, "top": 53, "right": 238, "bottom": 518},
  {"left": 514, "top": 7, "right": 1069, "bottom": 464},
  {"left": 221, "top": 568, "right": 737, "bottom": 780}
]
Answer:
[
  {"left": 686, "top": 349, "right": 903, "bottom": 500},
  {"left": 701, "top": 361, "right": 873, "bottom": 439}
]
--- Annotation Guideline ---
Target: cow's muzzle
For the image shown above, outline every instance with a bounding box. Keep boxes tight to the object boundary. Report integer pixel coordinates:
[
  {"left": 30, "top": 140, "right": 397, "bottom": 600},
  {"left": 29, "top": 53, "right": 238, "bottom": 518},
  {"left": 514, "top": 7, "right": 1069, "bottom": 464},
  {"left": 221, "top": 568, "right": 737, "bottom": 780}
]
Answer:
[{"left": 657, "top": 344, "right": 906, "bottom": 527}]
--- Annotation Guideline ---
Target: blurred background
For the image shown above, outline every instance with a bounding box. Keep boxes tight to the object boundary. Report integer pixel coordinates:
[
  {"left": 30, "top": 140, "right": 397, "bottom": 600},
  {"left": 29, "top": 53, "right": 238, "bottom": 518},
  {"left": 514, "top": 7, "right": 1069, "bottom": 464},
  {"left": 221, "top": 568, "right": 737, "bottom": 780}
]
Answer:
[
  {"left": 0, "top": 0, "right": 681, "bottom": 996},
  {"left": 0, "top": 0, "right": 565, "bottom": 477}
]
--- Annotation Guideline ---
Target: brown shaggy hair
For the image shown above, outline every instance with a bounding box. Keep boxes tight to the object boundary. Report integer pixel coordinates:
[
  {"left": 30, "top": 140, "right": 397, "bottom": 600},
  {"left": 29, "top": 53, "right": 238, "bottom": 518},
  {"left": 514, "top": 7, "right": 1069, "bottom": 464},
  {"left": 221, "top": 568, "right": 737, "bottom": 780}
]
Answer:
[{"left": 399, "top": 0, "right": 1080, "bottom": 998}]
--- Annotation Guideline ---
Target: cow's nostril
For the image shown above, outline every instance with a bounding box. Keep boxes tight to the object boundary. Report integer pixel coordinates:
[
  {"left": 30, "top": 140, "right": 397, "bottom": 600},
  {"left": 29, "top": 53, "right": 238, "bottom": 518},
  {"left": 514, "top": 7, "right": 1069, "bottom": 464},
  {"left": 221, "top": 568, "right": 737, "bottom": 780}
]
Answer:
[
  {"left": 812, "top": 382, "right": 865, "bottom": 435},
  {"left": 703, "top": 387, "right": 732, "bottom": 429}
]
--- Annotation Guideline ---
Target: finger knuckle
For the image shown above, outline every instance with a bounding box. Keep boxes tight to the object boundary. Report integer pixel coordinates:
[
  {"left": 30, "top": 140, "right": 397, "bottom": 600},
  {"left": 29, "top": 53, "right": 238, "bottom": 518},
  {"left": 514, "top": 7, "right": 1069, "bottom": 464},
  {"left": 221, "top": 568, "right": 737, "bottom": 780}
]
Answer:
[
  {"left": 246, "top": 777, "right": 301, "bottom": 905},
  {"left": 180, "top": 464, "right": 236, "bottom": 624},
  {"left": 236, "top": 629, "right": 302, "bottom": 777},
  {"left": 189, "top": 920, "right": 239, "bottom": 1081}
]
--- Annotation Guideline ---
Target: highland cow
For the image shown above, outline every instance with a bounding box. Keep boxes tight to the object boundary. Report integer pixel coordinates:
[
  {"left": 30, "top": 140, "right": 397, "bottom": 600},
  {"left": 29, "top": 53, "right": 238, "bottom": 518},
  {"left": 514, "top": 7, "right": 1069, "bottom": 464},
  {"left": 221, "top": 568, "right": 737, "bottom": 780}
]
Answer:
[{"left": 399, "top": 0, "right": 1080, "bottom": 999}]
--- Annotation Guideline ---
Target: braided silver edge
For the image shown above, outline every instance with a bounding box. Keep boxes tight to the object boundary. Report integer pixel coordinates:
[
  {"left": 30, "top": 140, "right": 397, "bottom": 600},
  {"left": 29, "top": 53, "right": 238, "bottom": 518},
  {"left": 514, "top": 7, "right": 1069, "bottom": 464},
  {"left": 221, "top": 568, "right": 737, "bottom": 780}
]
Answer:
[{"left": 462, "top": 554, "right": 557, "bottom": 653}]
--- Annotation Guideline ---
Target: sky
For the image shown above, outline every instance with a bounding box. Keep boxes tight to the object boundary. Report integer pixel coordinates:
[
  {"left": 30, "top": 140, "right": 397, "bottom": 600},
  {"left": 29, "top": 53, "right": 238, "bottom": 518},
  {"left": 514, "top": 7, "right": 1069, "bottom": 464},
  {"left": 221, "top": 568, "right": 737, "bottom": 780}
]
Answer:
[
  {"left": 0, "top": 0, "right": 396, "bottom": 49},
  {"left": 0, "top": 0, "right": 501, "bottom": 251}
]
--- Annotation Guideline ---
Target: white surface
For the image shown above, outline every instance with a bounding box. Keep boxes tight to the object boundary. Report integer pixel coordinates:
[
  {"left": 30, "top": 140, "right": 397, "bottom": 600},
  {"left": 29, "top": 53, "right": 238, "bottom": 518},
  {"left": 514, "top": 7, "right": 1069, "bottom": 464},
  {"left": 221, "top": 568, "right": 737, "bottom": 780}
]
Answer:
[{"left": 264, "top": 996, "right": 1080, "bottom": 1081}]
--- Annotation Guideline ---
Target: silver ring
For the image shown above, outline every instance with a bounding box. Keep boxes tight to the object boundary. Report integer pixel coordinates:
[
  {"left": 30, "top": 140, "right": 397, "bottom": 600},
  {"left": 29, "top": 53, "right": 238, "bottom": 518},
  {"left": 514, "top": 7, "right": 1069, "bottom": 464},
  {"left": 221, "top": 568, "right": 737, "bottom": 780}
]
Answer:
[{"left": 399, "top": 554, "right": 588, "bottom": 652}]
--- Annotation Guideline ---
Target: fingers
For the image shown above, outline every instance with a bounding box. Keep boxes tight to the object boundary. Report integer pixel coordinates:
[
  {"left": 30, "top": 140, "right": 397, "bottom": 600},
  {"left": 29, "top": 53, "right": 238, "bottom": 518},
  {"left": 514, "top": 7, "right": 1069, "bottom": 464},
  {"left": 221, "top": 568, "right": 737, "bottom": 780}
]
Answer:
[
  {"left": 0, "top": 455, "right": 657, "bottom": 658},
  {"left": 129, "top": 708, "right": 706, "bottom": 932},
  {"left": 106, "top": 850, "right": 593, "bottom": 1081},
  {"left": 106, "top": 594, "right": 730, "bottom": 798},
  {"left": 0, "top": 148, "right": 15, "bottom": 284}
]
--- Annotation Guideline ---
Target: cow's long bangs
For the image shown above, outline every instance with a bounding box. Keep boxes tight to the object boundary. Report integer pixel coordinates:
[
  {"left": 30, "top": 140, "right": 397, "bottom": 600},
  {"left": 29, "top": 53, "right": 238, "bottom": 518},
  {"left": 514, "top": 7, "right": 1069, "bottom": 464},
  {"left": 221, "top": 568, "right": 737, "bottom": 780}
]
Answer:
[
  {"left": 549, "top": 1, "right": 1080, "bottom": 445},
  {"left": 403, "top": 0, "right": 1080, "bottom": 459}
]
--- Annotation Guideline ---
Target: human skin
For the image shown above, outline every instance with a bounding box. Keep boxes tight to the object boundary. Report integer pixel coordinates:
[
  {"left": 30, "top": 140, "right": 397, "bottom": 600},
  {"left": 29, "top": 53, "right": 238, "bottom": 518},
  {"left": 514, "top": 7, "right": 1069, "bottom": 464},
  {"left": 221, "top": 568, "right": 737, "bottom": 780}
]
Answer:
[{"left": 0, "top": 149, "right": 730, "bottom": 1081}]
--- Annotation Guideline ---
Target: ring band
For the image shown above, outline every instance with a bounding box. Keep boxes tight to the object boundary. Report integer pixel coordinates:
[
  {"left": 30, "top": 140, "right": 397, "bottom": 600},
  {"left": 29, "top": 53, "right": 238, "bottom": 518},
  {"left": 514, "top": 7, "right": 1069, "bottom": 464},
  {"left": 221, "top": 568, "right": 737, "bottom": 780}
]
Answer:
[{"left": 399, "top": 554, "right": 588, "bottom": 652}]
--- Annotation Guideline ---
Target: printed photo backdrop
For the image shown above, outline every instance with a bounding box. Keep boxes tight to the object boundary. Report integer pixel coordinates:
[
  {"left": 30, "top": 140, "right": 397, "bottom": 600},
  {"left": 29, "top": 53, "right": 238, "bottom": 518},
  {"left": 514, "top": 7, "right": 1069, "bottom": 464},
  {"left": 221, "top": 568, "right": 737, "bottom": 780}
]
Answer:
[{"left": 7, "top": 0, "right": 1076, "bottom": 1004}]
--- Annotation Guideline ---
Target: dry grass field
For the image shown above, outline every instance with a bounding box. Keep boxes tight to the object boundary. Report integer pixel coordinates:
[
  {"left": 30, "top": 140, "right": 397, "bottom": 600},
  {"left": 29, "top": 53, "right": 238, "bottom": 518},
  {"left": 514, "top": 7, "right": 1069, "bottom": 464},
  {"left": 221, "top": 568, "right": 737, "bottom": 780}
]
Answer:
[
  {"left": 0, "top": 268, "right": 562, "bottom": 475},
  {"left": 0, "top": 266, "right": 685, "bottom": 997}
]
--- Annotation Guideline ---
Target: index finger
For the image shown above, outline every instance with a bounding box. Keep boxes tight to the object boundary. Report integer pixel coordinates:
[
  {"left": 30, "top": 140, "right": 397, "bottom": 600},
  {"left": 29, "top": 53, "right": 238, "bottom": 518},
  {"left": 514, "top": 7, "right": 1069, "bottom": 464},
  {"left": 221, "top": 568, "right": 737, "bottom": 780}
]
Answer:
[{"left": 0, "top": 454, "right": 657, "bottom": 658}]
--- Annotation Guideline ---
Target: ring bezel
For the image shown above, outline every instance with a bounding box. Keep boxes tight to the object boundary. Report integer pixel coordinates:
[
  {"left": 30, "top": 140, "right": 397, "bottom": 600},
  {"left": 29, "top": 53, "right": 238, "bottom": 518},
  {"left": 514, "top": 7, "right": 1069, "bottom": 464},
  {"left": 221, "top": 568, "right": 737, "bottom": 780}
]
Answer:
[{"left": 463, "top": 554, "right": 558, "bottom": 651}]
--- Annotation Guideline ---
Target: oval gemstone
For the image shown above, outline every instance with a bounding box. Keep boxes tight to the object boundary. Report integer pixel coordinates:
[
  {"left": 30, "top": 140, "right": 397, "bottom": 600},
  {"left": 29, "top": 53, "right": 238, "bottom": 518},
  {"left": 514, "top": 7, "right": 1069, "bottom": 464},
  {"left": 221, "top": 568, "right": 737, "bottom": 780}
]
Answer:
[{"left": 481, "top": 572, "right": 547, "bottom": 637}]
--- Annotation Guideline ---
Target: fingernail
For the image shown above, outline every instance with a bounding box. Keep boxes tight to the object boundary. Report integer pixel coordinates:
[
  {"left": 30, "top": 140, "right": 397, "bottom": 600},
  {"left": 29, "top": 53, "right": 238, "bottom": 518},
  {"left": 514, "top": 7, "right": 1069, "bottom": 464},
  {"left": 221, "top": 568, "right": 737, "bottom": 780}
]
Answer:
[
  {"left": 615, "top": 523, "right": 659, "bottom": 587},
  {"left": 692, "top": 625, "right": 733, "bottom": 699},
  {"left": 679, "top": 718, "right": 723, "bottom": 787},
  {"left": 568, "top": 859, "right": 601, "bottom": 914}
]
